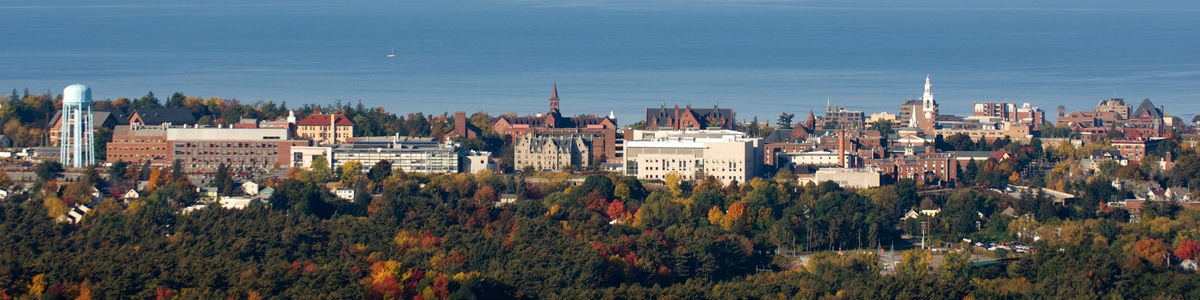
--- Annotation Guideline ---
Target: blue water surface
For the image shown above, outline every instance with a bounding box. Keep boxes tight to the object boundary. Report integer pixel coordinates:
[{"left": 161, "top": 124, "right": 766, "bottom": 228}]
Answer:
[{"left": 1, "top": 0, "right": 1198, "bottom": 123}]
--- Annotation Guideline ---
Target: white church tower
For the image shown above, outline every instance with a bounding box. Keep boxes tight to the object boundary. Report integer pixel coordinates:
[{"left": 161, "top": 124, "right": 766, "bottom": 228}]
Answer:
[{"left": 59, "top": 84, "right": 95, "bottom": 168}]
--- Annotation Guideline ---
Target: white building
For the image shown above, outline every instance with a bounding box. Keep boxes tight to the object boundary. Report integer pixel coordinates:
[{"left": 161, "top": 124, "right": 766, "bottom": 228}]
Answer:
[
  {"left": 290, "top": 146, "right": 333, "bottom": 169},
  {"left": 623, "top": 129, "right": 762, "bottom": 183},
  {"left": 779, "top": 149, "right": 854, "bottom": 167},
  {"left": 331, "top": 135, "right": 461, "bottom": 174},
  {"left": 796, "top": 167, "right": 881, "bottom": 189},
  {"left": 242, "top": 181, "right": 260, "bottom": 196},
  {"left": 463, "top": 150, "right": 497, "bottom": 173}
]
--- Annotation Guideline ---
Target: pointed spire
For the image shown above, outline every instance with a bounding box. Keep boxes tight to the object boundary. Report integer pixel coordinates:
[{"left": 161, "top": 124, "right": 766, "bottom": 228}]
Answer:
[
  {"left": 549, "top": 82, "right": 560, "bottom": 113},
  {"left": 922, "top": 75, "right": 934, "bottom": 104},
  {"left": 609, "top": 110, "right": 615, "bottom": 119},
  {"left": 714, "top": 99, "right": 719, "bottom": 109}
]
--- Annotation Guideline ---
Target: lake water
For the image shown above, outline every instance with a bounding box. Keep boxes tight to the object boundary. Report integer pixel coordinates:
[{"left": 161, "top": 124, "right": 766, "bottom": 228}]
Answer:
[{"left": 2, "top": 0, "right": 1198, "bottom": 123}]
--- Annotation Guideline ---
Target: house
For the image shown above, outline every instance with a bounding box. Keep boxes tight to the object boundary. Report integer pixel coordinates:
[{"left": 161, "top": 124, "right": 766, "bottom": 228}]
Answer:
[
  {"left": 334, "top": 188, "right": 355, "bottom": 201},
  {"left": 258, "top": 187, "right": 276, "bottom": 199},
  {"left": 122, "top": 189, "right": 140, "bottom": 201},
  {"left": 497, "top": 193, "right": 518, "bottom": 207},
  {"left": 242, "top": 181, "right": 260, "bottom": 196},
  {"left": 198, "top": 187, "right": 219, "bottom": 203},
  {"left": 220, "top": 196, "right": 255, "bottom": 209}
]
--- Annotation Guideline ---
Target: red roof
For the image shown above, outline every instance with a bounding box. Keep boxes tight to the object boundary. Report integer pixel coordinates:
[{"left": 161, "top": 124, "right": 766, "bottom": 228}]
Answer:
[{"left": 296, "top": 114, "right": 354, "bottom": 126}]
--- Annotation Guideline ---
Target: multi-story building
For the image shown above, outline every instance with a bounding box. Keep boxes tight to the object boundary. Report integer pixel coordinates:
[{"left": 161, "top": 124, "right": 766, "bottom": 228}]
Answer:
[
  {"left": 797, "top": 167, "right": 882, "bottom": 189},
  {"left": 645, "top": 102, "right": 735, "bottom": 130},
  {"left": 1096, "top": 98, "right": 1132, "bottom": 120},
  {"left": 1111, "top": 138, "right": 1162, "bottom": 163},
  {"left": 865, "top": 150, "right": 958, "bottom": 183},
  {"left": 1057, "top": 111, "right": 1121, "bottom": 135},
  {"left": 973, "top": 102, "right": 1045, "bottom": 130},
  {"left": 48, "top": 110, "right": 121, "bottom": 146},
  {"left": 106, "top": 124, "right": 171, "bottom": 165},
  {"left": 514, "top": 134, "right": 591, "bottom": 171},
  {"left": 330, "top": 136, "right": 462, "bottom": 174},
  {"left": 821, "top": 105, "right": 865, "bottom": 129},
  {"left": 900, "top": 76, "right": 939, "bottom": 134},
  {"left": 1123, "top": 98, "right": 1166, "bottom": 138},
  {"left": 107, "top": 124, "right": 308, "bottom": 173},
  {"left": 296, "top": 113, "right": 354, "bottom": 144},
  {"left": 623, "top": 129, "right": 762, "bottom": 183},
  {"left": 491, "top": 84, "right": 620, "bottom": 163},
  {"left": 868, "top": 111, "right": 898, "bottom": 125},
  {"left": 168, "top": 127, "right": 307, "bottom": 172},
  {"left": 935, "top": 118, "right": 1032, "bottom": 142}
]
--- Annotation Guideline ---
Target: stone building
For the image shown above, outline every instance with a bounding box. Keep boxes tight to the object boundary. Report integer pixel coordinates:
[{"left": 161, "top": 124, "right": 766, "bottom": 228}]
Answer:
[{"left": 514, "top": 134, "right": 590, "bottom": 171}]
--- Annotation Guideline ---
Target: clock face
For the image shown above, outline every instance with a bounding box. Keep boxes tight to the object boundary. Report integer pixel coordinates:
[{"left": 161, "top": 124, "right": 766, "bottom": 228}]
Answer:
[{"left": 924, "top": 112, "right": 932, "bottom": 118}]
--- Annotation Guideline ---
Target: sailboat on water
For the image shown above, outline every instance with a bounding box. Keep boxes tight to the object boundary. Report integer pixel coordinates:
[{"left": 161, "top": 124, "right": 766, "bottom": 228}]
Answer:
[{"left": 387, "top": 46, "right": 396, "bottom": 58}]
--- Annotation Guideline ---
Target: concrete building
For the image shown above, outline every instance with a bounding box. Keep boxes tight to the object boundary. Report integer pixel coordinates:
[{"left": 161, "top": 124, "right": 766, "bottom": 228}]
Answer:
[
  {"left": 1096, "top": 98, "right": 1132, "bottom": 120},
  {"left": 972, "top": 102, "right": 1045, "bottom": 130},
  {"left": 623, "top": 129, "right": 762, "bottom": 183},
  {"left": 868, "top": 111, "right": 898, "bottom": 124},
  {"left": 797, "top": 167, "right": 882, "bottom": 189},
  {"left": 296, "top": 113, "right": 354, "bottom": 144},
  {"left": 514, "top": 134, "right": 590, "bottom": 171},
  {"left": 463, "top": 150, "right": 497, "bottom": 173},
  {"left": 935, "top": 118, "right": 1033, "bottom": 142},
  {"left": 821, "top": 104, "right": 865, "bottom": 129},
  {"left": 780, "top": 149, "right": 846, "bottom": 167},
  {"left": 289, "top": 146, "right": 332, "bottom": 169},
  {"left": 331, "top": 135, "right": 462, "bottom": 174}
]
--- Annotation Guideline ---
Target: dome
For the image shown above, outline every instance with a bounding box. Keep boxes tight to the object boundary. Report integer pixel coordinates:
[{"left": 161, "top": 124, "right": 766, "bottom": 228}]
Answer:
[{"left": 63, "top": 84, "right": 92, "bottom": 105}]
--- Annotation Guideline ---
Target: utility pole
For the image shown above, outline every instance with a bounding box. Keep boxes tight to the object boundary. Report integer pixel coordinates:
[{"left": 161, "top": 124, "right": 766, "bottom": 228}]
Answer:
[{"left": 921, "top": 220, "right": 928, "bottom": 250}]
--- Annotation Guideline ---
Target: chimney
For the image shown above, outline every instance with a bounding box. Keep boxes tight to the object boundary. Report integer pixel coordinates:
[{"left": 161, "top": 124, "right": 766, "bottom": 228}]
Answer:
[
  {"left": 674, "top": 104, "right": 680, "bottom": 130},
  {"left": 838, "top": 129, "right": 846, "bottom": 168},
  {"left": 330, "top": 114, "right": 336, "bottom": 143},
  {"left": 454, "top": 111, "right": 467, "bottom": 137}
]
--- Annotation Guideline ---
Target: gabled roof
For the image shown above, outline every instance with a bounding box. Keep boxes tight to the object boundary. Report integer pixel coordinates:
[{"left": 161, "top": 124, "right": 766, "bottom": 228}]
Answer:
[
  {"left": 645, "top": 106, "right": 734, "bottom": 129},
  {"left": 1131, "top": 98, "right": 1163, "bottom": 120},
  {"left": 131, "top": 108, "right": 196, "bottom": 125},
  {"left": 763, "top": 129, "right": 794, "bottom": 143},
  {"left": 296, "top": 113, "right": 354, "bottom": 126}
]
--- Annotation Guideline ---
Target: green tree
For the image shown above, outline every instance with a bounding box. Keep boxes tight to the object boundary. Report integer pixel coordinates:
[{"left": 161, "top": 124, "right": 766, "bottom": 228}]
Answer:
[
  {"left": 311, "top": 156, "right": 332, "bottom": 183},
  {"left": 368, "top": 160, "right": 392, "bottom": 183},
  {"left": 777, "top": 112, "right": 795, "bottom": 129},
  {"left": 35, "top": 160, "right": 64, "bottom": 181},
  {"left": 870, "top": 119, "right": 894, "bottom": 137},
  {"left": 212, "top": 163, "right": 235, "bottom": 195},
  {"left": 340, "top": 160, "right": 363, "bottom": 185}
]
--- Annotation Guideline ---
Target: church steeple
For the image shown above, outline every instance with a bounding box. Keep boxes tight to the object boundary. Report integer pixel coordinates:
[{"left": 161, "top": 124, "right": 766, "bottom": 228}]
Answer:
[
  {"left": 549, "top": 82, "right": 560, "bottom": 113},
  {"left": 922, "top": 75, "right": 934, "bottom": 105}
]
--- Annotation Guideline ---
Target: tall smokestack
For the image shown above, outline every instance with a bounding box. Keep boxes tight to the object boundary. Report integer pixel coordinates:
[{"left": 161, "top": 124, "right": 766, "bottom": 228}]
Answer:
[
  {"left": 838, "top": 129, "right": 846, "bottom": 168},
  {"left": 674, "top": 104, "right": 680, "bottom": 130}
]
